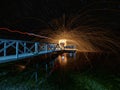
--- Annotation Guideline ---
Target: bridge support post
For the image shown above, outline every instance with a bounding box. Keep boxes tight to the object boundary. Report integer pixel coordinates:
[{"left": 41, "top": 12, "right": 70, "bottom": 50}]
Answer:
[
  {"left": 16, "top": 42, "right": 19, "bottom": 58},
  {"left": 24, "top": 42, "right": 26, "bottom": 53},
  {"left": 45, "top": 44, "right": 48, "bottom": 52},
  {"left": 45, "top": 64, "right": 48, "bottom": 73},
  {"left": 35, "top": 42, "right": 38, "bottom": 53},
  {"left": 4, "top": 41, "right": 6, "bottom": 56}
]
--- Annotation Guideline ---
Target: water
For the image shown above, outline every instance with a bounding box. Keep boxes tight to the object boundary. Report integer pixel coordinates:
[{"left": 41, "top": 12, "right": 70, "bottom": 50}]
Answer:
[{"left": 0, "top": 52, "right": 119, "bottom": 90}]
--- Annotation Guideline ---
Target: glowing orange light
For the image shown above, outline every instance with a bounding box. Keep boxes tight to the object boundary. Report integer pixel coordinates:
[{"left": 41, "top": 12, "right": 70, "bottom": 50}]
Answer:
[
  {"left": 59, "top": 39, "right": 67, "bottom": 48},
  {"left": 58, "top": 53, "right": 67, "bottom": 65},
  {"left": 16, "top": 65, "right": 26, "bottom": 71}
]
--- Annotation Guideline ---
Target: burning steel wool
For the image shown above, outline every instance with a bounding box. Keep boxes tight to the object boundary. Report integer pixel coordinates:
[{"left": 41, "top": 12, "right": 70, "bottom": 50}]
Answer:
[
  {"left": 35, "top": 16, "right": 120, "bottom": 54},
  {"left": 59, "top": 39, "right": 67, "bottom": 49},
  {"left": 0, "top": 19, "right": 120, "bottom": 54},
  {"left": 0, "top": 1, "right": 120, "bottom": 54}
]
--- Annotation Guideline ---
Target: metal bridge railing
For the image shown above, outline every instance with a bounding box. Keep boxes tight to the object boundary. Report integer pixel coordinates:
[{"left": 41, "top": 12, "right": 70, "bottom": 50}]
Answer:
[{"left": 0, "top": 39, "right": 61, "bottom": 62}]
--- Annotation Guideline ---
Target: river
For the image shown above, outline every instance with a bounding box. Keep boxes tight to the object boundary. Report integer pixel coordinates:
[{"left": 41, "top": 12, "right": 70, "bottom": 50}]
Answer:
[{"left": 0, "top": 52, "right": 119, "bottom": 90}]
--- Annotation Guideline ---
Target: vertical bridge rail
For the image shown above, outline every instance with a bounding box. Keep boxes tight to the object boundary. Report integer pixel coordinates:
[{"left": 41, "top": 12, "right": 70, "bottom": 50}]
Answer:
[{"left": 0, "top": 39, "right": 61, "bottom": 63}]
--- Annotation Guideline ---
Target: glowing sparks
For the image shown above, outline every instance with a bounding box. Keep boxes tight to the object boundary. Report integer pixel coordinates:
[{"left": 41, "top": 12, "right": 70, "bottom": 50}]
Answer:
[
  {"left": 1, "top": 3, "right": 120, "bottom": 54},
  {"left": 39, "top": 17, "right": 120, "bottom": 53}
]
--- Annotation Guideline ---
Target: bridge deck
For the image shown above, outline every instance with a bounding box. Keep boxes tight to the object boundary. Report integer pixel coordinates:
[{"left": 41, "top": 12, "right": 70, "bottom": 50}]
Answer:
[{"left": 0, "top": 50, "right": 62, "bottom": 63}]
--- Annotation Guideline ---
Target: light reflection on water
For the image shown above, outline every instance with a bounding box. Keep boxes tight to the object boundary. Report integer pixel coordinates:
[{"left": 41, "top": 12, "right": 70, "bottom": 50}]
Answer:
[
  {"left": 0, "top": 52, "right": 118, "bottom": 89},
  {"left": 57, "top": 53, "right": 76, "bottom": 66},
  {"left": 0, "top": 52, "right": 77, "bottom": 89},
  {"left": 58, "top": 53, "right": 67, "bottom": 66},
  {"left": 15, "top": 65, "right": 26, "bottom": 71}
]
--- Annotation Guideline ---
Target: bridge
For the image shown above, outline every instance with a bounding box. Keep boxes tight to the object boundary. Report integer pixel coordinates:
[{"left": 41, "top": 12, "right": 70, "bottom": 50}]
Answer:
[{"left": 0, "top": 39, "right": 76, "bottom": 63}]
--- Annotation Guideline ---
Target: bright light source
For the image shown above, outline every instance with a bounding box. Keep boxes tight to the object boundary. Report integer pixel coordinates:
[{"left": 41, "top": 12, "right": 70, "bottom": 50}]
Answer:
[{"left": 59, "top": 39, "right": 67, "bottom": 48}]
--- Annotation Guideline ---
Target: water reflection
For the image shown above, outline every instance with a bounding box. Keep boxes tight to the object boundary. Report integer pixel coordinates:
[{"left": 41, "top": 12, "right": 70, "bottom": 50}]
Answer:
[
  {"left": 15, "top": 64, "right": 26, "bottom": 71},
  {"left": 58, "top": 53, "right": 67, "bottom": 65},
  {"left": 69, "top": 53, "right": 76, "bottom": 58},
  {"left": 0, "top": 52, "right": 119, "bottom": 89},
  {"left": 57, "top": 53, "right": 76, "bottom": 66},
  {"left": 0, "top": 52, "right": 76, "bottom": 89}
]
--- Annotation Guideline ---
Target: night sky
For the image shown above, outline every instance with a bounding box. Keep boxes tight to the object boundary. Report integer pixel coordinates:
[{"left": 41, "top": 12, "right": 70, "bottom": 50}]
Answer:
[
  {"left": 0, "top": 1, "right": 120, "bottom": 89},
  {"left": 0, "top": 0, "right": 120, "bottom": 41}
]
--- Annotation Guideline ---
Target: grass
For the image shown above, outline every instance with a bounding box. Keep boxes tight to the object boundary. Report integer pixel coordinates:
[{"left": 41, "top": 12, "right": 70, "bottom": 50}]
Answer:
[
  {"left": 40, "top": 69, "right": 120, "bottom": 90},
  {"left": 0, "top": 68, "right": 119, "bottom": 90}
]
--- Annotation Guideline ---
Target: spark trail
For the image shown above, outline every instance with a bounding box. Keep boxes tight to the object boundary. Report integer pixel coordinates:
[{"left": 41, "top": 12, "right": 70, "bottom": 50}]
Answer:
[{"left": 0, "top": 28, "right": 53, "bottom": 40}]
